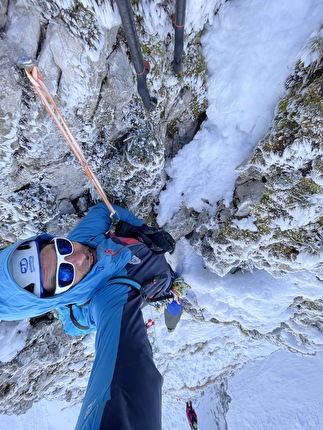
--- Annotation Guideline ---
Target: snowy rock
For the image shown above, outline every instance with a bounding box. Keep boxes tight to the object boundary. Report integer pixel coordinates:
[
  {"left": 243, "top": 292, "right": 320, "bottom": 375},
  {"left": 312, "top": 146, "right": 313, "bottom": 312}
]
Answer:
[
  {"left": 189, "top": 33, "right": 323, "bottom": 279},
  {"left": 58, "top": 198, "right": 76, "bottom": 215},
  {"left": 0, "top": 0, "right": 208, "bottom": 240},
  {"left": 232, "top": 166, "right": 267, "bottom": 217},
  {"left": 0, "top": 316, "right": 94, "bottom": 415}
]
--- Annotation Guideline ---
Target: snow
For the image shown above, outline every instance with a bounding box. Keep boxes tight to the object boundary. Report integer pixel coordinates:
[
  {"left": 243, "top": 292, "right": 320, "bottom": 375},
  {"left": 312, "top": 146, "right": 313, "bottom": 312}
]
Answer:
[
  {"left": 157, "top": 0, "right": 323, "bottom": 221},
  {"left": 1, "top": 0, "right": 323, "bottom": 429},
  {"left": 0, "top": 320, "right": 29, "bottom": 362},
  {"left": 0, "top": 398, "right": 80, "bottom": 430},
  {"left": 56, "top": 0, "right": 121, "bottom": 29},
  {"left": 232, "top": 216, "right": 258, "bottom": 232},
  {"left": 154, "top": 240, "right": 323, "bottom": 429},
  {"left": 226, "top": 350, "right": 323, "bottom": 430}
]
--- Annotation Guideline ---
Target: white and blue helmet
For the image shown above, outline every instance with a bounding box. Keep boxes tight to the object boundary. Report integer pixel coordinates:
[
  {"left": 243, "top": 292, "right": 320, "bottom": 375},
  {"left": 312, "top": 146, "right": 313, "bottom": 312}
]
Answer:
[{"left": 10, "top": 240, "right": 44, "bottom": 298}]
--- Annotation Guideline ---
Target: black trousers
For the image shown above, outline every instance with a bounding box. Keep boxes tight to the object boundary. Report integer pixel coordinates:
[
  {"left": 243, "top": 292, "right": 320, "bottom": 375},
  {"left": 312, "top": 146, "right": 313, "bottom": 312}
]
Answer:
[{"left": 75, "top": 285, "right": 163, "bottom": 430}]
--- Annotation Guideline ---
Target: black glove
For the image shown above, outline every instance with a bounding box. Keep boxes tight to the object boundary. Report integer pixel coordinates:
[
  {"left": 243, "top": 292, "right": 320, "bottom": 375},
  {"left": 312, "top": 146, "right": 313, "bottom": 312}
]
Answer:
[{"left": 115, "top": 220, "right": 176, "bottom": 254}]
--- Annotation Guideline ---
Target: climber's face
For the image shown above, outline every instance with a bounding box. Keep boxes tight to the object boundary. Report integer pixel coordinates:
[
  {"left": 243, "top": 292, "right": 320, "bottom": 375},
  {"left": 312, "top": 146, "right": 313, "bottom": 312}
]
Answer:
[{"left": 40, "top": 238, "right": 97, "bottom": 296}]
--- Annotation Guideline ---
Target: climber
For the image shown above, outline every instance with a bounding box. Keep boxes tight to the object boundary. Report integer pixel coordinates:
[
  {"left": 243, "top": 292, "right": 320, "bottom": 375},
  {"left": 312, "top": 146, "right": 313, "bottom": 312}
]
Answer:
[
  {"left": 186, "top": 401, "right": 198, "bottom": 430},
  {"left": 0, "top": 202, "right": 179, "bottom": 430}
]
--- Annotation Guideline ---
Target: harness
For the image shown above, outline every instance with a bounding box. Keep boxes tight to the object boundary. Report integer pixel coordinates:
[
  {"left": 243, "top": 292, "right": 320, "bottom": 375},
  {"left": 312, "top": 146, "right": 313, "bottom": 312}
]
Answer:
[{"left": 68, "top": 275, "right": 174, "bottom": 331}]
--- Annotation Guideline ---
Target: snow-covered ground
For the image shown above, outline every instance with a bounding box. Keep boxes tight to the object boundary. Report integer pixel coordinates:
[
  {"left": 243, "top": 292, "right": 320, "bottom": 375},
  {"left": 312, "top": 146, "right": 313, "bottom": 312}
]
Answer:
[
  {"left": 158, "top": 0, "right": 323, "bottom": 219},
  {"left": 227, "top": 350, "right": 323, "bottom": 430},
  {"left": 1, "top": 0, "right": 323, "bottom": 429},
  {"left": 158, "top": 241, "right": 323, "bottom": 429}
]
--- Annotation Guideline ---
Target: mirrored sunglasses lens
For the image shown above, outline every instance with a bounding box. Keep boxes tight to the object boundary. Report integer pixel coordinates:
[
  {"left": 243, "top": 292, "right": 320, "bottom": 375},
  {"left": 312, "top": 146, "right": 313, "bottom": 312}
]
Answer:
[
  {"left": 58, "top": 263, "right": 75, "bottom": 288},
  {"left": 56, "top": 239, "right": 73, "bottom": 255}
]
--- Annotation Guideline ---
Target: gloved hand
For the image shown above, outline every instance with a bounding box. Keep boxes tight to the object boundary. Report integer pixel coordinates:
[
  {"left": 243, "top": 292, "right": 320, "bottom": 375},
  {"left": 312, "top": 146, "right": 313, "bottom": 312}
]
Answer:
[
  {"left": 140, "top": 224, "right": 176, "bottom": 254},
  {"left": 115, "top": 220, "right": 176, "bottom": 254}
]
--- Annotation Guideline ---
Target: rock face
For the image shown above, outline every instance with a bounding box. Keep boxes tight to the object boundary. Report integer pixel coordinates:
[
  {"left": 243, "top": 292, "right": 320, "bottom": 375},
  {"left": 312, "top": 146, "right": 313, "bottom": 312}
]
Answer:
[
  {"left": 185, "top": 32, "right": 323, "bottom": 279},
  {"left": 0, "top": 316, "right": 94, "bottom": 415},
  {"left": 0, "top": 0, "right": 209, "bottom": 243}
]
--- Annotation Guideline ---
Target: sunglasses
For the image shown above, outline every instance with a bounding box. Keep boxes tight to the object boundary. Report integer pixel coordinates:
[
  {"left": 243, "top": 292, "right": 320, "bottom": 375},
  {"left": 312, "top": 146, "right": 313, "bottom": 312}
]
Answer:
[{"left": 51, "top": 237, "right": 76, "bottom": 294}]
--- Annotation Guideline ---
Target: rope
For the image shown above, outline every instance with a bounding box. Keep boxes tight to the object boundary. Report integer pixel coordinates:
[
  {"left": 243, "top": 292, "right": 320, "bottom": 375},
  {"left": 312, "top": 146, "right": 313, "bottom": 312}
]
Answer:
[
  {"left": 150, "top": 305, "right": 159, "bottom": 351},
  {"left": 23, "top": 65, "right": 119, "bottom": 224}
]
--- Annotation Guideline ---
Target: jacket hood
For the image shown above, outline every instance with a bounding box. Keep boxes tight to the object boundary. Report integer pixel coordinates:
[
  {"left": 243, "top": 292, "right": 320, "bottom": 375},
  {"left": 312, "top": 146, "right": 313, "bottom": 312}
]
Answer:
[{"left": 0, "top": 234, "right": 120, "bottom": 321}]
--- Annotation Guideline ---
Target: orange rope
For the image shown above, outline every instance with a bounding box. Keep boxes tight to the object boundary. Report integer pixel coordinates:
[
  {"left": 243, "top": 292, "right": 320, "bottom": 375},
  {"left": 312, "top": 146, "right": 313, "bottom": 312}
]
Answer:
[{"left": 25, "top": 66, "right": 119, "bottom": 224}]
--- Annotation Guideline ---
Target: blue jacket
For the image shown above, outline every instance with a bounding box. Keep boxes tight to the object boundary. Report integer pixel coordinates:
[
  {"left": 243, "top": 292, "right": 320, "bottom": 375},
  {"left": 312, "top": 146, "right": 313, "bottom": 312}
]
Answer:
[
  {"left": 1, "top": 203, "right": 166, "bottom": 429},
  {"left": 0, "top": 203, "right": 144, "bottom": 321}
]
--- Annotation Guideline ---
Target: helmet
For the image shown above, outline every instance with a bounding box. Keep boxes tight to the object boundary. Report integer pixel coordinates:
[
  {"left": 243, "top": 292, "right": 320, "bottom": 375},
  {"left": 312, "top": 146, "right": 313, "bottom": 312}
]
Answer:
[{"left": 10, "top": 240, "right": 44, "bottom": 298}]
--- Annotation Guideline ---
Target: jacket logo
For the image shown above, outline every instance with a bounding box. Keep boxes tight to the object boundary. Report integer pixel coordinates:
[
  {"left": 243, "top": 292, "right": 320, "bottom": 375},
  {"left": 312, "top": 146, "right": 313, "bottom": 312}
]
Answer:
[{"left": 128, "top": 255, "right": 141, "bottom": 265}]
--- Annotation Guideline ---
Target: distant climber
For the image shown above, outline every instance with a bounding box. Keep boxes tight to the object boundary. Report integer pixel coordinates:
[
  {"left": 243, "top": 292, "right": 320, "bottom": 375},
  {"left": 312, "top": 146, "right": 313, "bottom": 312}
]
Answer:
[{"left": 186, "top": 400, "right": 198, "bottom": 429}]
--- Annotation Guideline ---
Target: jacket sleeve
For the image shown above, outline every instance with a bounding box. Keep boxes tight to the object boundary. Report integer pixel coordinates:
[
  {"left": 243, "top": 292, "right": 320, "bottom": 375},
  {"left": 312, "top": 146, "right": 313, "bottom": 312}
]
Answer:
[
  {"left": 67, "top": 202, "right": 144, "bottom": 242},
  {"left": 75, "top": 285, "right": 163, "bottom": 430},
  {"left": 56, "top": 304, "right": 96, "bottom": 336}
]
